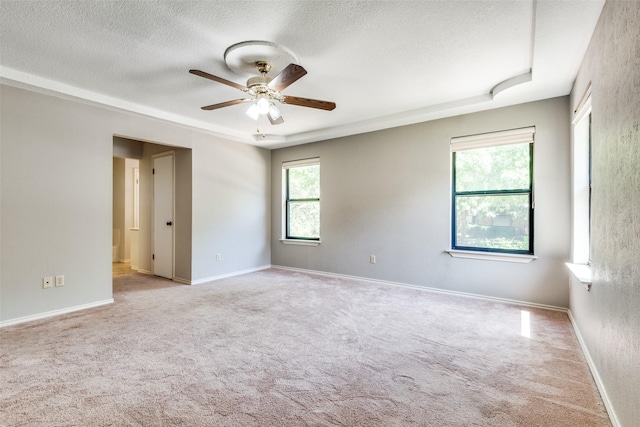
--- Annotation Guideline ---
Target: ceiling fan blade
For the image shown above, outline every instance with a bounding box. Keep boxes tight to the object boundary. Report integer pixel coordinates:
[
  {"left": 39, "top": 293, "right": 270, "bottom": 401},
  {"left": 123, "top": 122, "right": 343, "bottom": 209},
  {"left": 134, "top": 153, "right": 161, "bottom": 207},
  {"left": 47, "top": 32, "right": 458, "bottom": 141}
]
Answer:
[
  {"left": 268, "top": 115, "right": 284, "bottom": 125},
  {"left": 201, "top": 99, "right": 251, "bottom": 110},
  {"left": 281, "top": 96, "right": 336, "bottom": 111},
  {"left": 189, "top": 69, "right": 247, "bottom": 92},
  {"left": 268, "top": 64, "right": 307, "bottom": 92}
]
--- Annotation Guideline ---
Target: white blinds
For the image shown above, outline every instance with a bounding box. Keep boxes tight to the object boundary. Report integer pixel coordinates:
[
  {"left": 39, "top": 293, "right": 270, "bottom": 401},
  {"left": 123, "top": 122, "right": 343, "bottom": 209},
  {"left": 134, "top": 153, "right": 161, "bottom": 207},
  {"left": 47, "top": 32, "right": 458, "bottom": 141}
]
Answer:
[
  {"left": 450, "top": 127, "right": 535, "bottom": 152},
  {"left": 282, "top": 157, "right": 320, "bottom": 169}
]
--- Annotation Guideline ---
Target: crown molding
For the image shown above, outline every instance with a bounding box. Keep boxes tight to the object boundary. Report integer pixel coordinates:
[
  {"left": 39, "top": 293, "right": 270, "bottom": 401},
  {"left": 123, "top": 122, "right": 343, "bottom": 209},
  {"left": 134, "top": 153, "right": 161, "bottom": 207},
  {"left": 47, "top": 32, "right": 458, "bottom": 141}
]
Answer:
[{"left": 1, "top": 66, "right": 535, "bottom": 150}]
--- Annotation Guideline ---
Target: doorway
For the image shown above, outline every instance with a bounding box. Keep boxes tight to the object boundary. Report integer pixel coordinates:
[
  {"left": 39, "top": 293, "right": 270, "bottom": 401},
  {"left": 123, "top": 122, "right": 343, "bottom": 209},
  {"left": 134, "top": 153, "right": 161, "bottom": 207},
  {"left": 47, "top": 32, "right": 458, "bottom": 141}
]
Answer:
[
  {"left": 112, "top": 156, "right": 140, "bottom": 276},
  {"left": 112, "top": 136, "right": 192, "bottom": 284}
]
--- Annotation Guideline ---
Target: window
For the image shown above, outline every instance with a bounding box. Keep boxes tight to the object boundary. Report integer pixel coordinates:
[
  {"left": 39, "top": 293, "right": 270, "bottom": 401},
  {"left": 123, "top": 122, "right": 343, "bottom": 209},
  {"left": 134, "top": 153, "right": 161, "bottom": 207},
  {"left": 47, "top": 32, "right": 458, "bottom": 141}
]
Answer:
[
  {"left": 451, "top": 127, "right": 535, "bottom": 255},
  {"left": 283, "top": 158, "right": 320, "bottom": 241},
  {"left": 571, "top": 88, "right": 592, "bottom": 265},
  {"left": 133, "top": 167, "right": 140, "bottom": 229}
]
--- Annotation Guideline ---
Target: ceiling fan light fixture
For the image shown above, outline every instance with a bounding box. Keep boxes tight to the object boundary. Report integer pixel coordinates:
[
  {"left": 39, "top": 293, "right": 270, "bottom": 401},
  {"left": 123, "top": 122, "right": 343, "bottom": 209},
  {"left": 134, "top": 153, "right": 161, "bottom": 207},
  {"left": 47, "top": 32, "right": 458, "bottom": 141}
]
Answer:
[
  {"left": 268, "top": 103, "right": 281, "bottom": 120},
  {"left": 246, "top": 103, "right": 260, "bottom": 120},
  {"left": 256, "top": 97, "right": 270, "bottom": 115}
]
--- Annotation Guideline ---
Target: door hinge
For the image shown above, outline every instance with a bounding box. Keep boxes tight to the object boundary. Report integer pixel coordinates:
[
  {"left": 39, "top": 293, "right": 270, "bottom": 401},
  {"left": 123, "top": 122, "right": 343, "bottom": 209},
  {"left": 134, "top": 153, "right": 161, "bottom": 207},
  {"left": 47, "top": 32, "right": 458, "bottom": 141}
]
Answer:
[
  {"left": 152, "top": 168, "right": 155, "bottom": 174},
  {"left": 152, "top": 254, "right": 155, "bottom": 260}
]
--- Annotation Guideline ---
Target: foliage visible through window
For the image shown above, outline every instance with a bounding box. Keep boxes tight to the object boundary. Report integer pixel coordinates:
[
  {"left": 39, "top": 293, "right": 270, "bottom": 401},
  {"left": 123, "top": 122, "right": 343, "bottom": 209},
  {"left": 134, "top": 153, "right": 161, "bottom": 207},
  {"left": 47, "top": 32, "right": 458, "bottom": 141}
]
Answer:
[
  {"left": 453, "top": 142, "right": 533, "bottom": 254},
  {"left": 286, "top": 163, "right": 320, "bottom": 240}
]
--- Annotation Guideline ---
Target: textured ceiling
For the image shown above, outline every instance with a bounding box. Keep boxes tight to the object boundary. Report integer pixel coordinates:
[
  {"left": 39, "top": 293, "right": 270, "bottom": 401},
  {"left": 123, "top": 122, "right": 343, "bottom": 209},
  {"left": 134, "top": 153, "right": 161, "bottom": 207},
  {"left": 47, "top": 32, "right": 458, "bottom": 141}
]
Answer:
[{"left": 0, "top": 0, "right": 605, "bottom": 148}]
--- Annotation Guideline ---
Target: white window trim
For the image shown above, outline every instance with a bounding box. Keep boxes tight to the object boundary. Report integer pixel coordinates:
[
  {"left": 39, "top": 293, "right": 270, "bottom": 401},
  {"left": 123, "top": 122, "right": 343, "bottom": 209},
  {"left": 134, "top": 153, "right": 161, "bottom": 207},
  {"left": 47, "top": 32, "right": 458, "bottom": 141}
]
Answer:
[
  {"left": 446, "top": 250, "right": 537, "bottom": 263},
  {"left": 566, "top": 262, "right": 592, "bottom": 289},
  {"left": 281, "top": 157, "right": 320, "bottom": 244},
  {"left": 279, "top": 239, "right": 321, "bottom": 246},
  {"left": 133, "top": 167, "right": 140, "bottom": 229},
  {"left": 449, "top": 127, "right": 536, "bottom": 257}
]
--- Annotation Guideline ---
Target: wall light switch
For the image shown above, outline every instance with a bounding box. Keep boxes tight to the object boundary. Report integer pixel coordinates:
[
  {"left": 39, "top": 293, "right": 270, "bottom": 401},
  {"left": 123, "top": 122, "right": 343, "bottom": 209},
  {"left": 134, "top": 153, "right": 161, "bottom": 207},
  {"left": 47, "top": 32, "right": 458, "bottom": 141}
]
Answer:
[
  {"left": 43, "top": 277, "right": 53, "bottom": 288},
  {"left": 370, "top": 255, "right": 376, "bottom": 264},
  {"left": 55, "top": 275, "right": 64, "bottom": 287},
  {"left": 216, "top": 253, "right": 222, "bottom": 261}
]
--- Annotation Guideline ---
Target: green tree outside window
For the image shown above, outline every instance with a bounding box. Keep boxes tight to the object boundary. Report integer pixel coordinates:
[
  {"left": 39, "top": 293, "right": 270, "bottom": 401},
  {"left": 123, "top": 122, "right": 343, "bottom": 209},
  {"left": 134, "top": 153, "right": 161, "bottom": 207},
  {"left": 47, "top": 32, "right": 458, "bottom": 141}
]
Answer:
[
  {"left": 453, "top": 143, "right": 533, "bottom": 253},
  {"left": 286, "top": 164, "right": 320, "bottom": 239}
]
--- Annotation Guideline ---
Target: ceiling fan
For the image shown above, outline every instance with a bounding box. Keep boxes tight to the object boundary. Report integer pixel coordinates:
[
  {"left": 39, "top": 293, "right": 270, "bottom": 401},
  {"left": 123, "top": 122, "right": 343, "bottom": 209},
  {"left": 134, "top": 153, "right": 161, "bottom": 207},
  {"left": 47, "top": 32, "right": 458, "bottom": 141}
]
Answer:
[{"left": 189, "top": 61, "right": 336, "bottom": 126}]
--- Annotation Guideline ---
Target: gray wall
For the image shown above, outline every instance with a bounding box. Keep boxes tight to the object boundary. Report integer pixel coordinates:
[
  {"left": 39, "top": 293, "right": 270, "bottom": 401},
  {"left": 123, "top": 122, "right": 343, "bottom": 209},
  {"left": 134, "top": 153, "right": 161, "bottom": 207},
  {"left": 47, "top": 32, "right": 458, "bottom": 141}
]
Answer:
[
  {"left": 0, "top": 84, "right": 270, "bottom": 323},
  {"left": 272, "top": 97, "right": 571, "bottom": 308},
  {"left": 1, "top": 86, "right": 113, "bottom": 321},
  {"left": 191, "top": 137, "right": 271, "bottom": 280},
  {"left": 569, "top": 1, "right": 640, "bottom": 426},
  {"left": 174, "top": 149, "right": 193, "bottom": 281}
]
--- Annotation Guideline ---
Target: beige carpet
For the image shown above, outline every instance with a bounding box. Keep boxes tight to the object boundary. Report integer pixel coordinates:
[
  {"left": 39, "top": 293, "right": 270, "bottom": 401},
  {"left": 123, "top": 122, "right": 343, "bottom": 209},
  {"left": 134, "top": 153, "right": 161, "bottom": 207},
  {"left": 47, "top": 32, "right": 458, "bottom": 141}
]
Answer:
[{"left": 1, "top": 269, "right": 610, "bottom": 426}]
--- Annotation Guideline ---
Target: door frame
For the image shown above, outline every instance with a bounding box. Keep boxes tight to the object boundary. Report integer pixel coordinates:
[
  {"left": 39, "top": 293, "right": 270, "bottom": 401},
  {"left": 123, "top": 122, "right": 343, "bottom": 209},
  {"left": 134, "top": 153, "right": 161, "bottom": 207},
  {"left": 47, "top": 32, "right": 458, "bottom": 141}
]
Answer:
[{"left": 152, "top": 150, "right": 175, "bottom": 279}]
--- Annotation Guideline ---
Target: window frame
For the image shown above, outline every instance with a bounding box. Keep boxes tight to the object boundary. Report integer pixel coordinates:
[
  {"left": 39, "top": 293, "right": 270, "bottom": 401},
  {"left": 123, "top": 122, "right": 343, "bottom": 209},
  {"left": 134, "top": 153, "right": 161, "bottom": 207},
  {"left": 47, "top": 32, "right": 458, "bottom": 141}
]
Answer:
[
  {"left": 282, "top": 158, "right": 321, "bottom": 243},
  {"left": 450, "top": 127, "right": 535, "bottom": 256},
  {"left": 588, "top": 113, "right": 592, "bottom": 263},
  {"left": 571, "top": 87, "right": 592, "bottom": 266}
]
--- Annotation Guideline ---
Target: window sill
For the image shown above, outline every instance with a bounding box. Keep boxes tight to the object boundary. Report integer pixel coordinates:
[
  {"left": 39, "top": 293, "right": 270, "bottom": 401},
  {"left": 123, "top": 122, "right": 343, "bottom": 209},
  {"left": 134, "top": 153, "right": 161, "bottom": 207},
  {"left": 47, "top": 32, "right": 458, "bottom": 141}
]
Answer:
[
  {"left": 445, "top": 250, "right": 537, "bottom": 263},
  {"left": 565, "top": 263, "right": 592, "bottom": 291},
  {"left": 280, "top": 239, "right": 321, "bottom": 246}
]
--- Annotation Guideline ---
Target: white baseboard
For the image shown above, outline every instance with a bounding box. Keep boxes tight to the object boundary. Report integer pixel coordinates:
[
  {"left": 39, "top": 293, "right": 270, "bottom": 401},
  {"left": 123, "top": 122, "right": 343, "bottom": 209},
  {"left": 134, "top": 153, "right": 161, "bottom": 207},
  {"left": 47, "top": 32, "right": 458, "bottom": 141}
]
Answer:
[
  {"left": 173, "top": 277, "right": 191, "bottom": 285},
  {"left": 191, "top": 265, "right": 271, "bottom": 285},
  {"left": 567, "top": 310, "right": 620, "bottom": 427},
  {"left": 0, "top": 299, "right": 114, "bottom": 328},
  {"left": 134, "top": 268, "right": 152, "bottom": 275},
  {"left": 271, "top": 265, "right": 568, "bottom": 313}
]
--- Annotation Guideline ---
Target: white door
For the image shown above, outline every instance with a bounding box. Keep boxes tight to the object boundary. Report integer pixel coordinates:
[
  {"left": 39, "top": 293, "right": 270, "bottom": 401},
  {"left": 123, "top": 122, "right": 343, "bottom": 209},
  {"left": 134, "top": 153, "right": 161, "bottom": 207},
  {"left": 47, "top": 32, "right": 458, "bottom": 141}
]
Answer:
[{"left": 153, "top": 153, "right": 174, "bottom": 279}]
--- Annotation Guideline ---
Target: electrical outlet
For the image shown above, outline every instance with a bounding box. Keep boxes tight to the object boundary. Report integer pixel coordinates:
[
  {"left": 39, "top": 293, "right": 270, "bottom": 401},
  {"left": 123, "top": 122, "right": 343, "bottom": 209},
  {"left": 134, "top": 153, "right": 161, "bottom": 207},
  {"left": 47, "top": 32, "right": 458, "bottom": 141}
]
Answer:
[
  {"left": 55, "top": 275, "right": 64, "bottom": 287},
  {"left": 370, "top": 255, "right": 376, "bottom": 264},
  {"left": 216, "top": 253, "right": 222, "bottom": 261},
  {"left": 43, "top": 277, "right": 53, "bottom": 289}
]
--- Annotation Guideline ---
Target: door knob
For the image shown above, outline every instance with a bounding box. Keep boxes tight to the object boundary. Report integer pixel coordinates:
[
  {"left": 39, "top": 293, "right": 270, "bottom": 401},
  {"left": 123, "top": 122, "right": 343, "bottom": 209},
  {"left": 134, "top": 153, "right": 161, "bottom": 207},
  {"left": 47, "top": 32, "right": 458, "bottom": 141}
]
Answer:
[{"left": 166, "top": 221, "right": 172, "bottom": 226}]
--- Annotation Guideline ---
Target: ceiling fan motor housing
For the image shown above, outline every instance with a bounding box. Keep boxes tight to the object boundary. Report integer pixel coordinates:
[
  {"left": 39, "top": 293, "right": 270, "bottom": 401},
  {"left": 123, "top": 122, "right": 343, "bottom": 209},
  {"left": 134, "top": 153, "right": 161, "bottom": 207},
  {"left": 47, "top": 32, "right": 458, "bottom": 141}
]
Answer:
[{"left": 246, "top": 75, "right": 272, "bottom": 88}]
